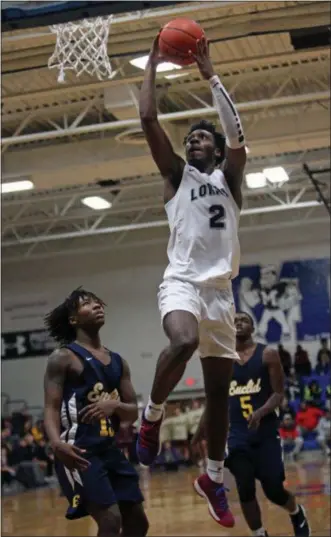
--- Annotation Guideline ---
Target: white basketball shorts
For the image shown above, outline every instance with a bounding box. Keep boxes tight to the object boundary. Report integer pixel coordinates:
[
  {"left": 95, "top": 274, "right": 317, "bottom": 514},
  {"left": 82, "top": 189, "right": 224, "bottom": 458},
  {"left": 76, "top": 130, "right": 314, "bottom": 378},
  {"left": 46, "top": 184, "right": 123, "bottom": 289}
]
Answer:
[{"left": 158, "top": 278, "right": 239, "bottom": 360}]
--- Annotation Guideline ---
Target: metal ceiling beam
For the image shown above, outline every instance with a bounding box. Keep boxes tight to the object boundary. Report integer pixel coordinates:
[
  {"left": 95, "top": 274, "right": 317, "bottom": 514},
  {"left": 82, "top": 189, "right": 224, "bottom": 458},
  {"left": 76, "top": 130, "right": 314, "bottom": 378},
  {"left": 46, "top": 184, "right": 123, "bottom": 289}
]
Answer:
[
  {"left": 1, "top": 201, "right": 322, "bottom": 248},
  {"left": 2, "top": 91, "right": 329, "bottom": 147},
  {"left": 2, "top": 47, "right": 329, "bottom": 107},
  {"left": 2, "top": 216, "right": 328, "bottom": 264}
]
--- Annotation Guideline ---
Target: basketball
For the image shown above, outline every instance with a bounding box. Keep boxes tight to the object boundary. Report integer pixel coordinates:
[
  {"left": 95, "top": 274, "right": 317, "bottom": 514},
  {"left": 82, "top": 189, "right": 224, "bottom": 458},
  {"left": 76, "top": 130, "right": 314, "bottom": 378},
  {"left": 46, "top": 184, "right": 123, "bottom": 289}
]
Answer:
[{"left": 159, "top": 18, "right": 205, "bottom": 66}]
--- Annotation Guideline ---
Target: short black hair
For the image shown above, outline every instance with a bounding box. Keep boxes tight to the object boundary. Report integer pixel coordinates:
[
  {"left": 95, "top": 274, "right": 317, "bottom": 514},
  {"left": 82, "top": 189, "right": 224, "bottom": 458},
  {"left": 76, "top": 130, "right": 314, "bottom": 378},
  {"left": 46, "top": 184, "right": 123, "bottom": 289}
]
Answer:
[
  {"left": 44, "top": 287, "right": 105, "bottom": 345},
  {"left": 184, "top": 120, "right": 226, "bottom": 164},
  {"left": 236, "top": 311, "right": 255, "bottom": 328}
]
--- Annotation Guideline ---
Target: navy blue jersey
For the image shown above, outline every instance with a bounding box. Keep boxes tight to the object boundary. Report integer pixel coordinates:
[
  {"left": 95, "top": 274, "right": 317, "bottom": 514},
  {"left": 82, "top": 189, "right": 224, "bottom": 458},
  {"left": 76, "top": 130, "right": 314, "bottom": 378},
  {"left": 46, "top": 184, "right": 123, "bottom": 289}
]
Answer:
[
  {"left": 228, "top": 344, "right": 279, "bottom": 450},
  {"left": 60, "top": 342, "right": 122, "bottom": 450}
]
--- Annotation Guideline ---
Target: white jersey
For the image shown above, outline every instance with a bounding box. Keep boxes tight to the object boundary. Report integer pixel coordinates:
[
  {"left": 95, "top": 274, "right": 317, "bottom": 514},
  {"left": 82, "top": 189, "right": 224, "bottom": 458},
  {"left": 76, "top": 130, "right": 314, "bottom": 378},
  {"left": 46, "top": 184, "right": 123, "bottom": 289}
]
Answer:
[{"left": 163, "top": 164, "right": 240, "bottom": 287}]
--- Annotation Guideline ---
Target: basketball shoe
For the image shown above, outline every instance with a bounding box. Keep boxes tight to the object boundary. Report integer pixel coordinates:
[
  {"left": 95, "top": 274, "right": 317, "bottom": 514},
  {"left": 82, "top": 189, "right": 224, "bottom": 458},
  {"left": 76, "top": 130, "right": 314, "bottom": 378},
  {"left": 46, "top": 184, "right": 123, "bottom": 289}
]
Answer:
[
  {"left": 194, "top": 473, "right": 235, "bottom": 528},
  {"left": 136, "top": 410, "right": 164, "bottom": 466},
  {"left": 290, "top": 505, "right": 310, "bottom": 536}
]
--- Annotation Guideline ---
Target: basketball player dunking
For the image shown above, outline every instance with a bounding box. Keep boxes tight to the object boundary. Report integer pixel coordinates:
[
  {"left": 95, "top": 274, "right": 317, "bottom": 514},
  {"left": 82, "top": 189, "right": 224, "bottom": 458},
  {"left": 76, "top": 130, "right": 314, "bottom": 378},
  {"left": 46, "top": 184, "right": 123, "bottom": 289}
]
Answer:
[
  {"left": 137, "top": 35, "right": 246, "bottom": 527},
  {"left": 193, "top": 312, "right": 310, "bottom": 536},
  {"left": 43, "top": 288, "right": 148, "bottom": 537}
]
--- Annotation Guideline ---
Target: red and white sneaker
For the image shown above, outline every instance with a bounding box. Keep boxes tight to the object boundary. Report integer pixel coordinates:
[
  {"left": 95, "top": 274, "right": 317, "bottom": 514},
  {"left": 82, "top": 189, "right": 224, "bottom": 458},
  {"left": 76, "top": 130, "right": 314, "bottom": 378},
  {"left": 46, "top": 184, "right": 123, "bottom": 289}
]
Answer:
[
  {"left": 136, "top": 409, "right": 164, "bottom": 466},
  {"left": 194, "top": 473, "right": 235, "bottom": 528}
]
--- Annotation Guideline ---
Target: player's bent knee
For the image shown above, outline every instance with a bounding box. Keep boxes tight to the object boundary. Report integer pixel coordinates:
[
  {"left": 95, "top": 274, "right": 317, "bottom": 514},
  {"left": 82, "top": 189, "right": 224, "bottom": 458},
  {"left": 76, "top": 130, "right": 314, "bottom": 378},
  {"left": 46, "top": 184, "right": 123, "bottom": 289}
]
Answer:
[
  {"left": 91, "top": 504, "right": 122, "bottom": 536},
  {"left": 237, "top": 482, "right": 256, "bottom": 504},
  {"left": 122, "top": 513, "right": 149, "bottom": 536},
  {"left": 262, "top": 482, "right": 289, "bottom": 507},
  {"left": 170, "top": 333, "right": 199, "bottom": 360},
  {"left": 121, "top": 505, "right": 149, "bottom": 536}
]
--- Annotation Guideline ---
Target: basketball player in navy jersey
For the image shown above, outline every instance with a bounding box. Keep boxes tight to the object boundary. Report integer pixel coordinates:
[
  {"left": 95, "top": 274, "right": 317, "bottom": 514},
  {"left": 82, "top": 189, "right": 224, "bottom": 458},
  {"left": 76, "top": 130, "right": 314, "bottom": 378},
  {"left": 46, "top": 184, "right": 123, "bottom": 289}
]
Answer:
[
  {"left": 43, "top": 288, "right": 148, "bottom": 537},
  {"left": 137, "top": 34, "right": 246, "bottom": 527},
  {"left": 193, "top": 311, "right": 310, "bottom": 536}
]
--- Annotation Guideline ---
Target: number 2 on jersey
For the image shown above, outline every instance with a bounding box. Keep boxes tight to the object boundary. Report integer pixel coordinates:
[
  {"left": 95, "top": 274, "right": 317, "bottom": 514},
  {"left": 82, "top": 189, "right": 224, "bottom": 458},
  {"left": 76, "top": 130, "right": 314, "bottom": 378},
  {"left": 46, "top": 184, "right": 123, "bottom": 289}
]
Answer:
[
  {"left": 209, "top": 204, "right": 226, "bottom": 229},
  {"left": 240, "top": 395, "right": 253, "bottom": 419},
  {"left": 100, "top": 418, "right": 114, "bottom": 437}
]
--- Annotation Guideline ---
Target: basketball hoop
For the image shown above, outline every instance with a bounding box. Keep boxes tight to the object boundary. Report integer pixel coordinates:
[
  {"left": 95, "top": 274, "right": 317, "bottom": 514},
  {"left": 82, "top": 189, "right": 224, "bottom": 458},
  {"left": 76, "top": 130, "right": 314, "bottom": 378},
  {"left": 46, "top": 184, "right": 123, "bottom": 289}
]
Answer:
[{"left": 48, "top": 16, "right": 114, "bottom": 83}]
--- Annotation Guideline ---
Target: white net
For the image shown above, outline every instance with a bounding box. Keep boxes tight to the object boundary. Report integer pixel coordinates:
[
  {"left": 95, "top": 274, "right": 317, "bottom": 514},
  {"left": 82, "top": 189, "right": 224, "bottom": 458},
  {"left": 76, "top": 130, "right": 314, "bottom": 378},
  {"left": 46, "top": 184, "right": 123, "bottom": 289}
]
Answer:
[{"left": 48, "top": 15, "right": 114, "bottom": 83}]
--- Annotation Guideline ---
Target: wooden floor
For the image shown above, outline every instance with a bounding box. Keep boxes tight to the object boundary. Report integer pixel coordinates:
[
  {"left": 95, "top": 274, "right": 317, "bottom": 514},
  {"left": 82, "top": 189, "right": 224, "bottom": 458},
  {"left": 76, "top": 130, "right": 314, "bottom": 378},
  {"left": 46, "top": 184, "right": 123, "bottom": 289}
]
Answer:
[{"left": 2, "top": 458, "right": 330, "bottom": 536}]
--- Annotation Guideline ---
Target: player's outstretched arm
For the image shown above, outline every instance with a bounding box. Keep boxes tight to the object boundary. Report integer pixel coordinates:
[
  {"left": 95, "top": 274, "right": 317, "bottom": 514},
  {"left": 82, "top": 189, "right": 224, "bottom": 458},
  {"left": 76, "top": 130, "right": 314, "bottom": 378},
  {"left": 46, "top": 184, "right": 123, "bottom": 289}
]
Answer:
[
  {"left": 193, "top": 38, "right": 246, "bottom": 209},
  {"left": 139, "top": 34, "right": 185, "bottom": 189}
]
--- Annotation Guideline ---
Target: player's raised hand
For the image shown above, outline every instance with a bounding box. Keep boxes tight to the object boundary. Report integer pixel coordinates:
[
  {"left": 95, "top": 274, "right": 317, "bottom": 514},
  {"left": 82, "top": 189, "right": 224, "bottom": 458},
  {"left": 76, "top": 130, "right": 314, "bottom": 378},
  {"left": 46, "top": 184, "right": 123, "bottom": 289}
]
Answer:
[
  {"left": 79, "top": 399, "right": 119, "bottom": 424},
  {"left": 148, "top": 33, "right": 165, "bottom": 68},
  {"left": 53, "top": 442, "right": 90, "bottom": 471},
  {"left": 189, "top": 36, "right": 215, "bottom": 80}
]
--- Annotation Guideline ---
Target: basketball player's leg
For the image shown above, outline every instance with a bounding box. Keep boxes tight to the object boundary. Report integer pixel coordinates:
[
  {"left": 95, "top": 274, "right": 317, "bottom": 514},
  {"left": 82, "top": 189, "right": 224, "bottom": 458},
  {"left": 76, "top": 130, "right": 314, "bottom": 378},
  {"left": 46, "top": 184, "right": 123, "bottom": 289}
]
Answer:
[
  {"left": 55, "top": 455, "right": 123, "bottom": 535},
  {"left": 226, "top": 450, "right": 266, "bottom": 536},
  {"left": 119, "top": 502, "right": 149, "bottom": 536},
  {"left": 87, "top": 503, "right": 122, "bottom": 537},
  {"left": 106, "top": 442, "right": 148, "bottom": 535},
  {"left": 256, "top": 437, "right": 310, "bottom": 536},
  {"left": 137, "top": 279, "right": 200, "bottom": 466},
  {"left": 149, "top": 309, "right": 199, "bottom": 405},
  {"left": 193, "top": 288, "right": 237, "bottom": 528}
]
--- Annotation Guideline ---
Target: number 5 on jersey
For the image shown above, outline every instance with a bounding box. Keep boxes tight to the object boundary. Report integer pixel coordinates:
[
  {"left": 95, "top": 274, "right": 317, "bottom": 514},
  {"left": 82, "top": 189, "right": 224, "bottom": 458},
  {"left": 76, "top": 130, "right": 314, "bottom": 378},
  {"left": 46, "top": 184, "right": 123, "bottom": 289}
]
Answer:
[
  {"left": 240, "top": 395, "right": 253, "bottom": 419},
  {"left": 209, "top": 204, "right": 226, "bottom": 229}
]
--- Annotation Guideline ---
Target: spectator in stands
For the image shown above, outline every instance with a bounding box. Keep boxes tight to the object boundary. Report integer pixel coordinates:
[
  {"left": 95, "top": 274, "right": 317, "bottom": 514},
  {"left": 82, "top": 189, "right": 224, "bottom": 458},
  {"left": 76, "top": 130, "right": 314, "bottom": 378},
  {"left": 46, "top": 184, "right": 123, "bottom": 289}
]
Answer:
[
  {"left": 33, "top": 439, "right": 54, "bottom": 479},
  {"left": 326, "top": 384, "right": 331, "bottom": 411},
  {"left": 315, "top": 339, "right": 331, "bottom": 376},
  {"left": 295, "top": 401, "right": 324, "bottom": 436},
  {"left": 316, "top": 410, "right": 331, "bottom": 456},
  {"left": 285, "top": 370, "right": 301, "bottom": 402},
  {"left": 158, "top": 441, "right": 180, "bottom": 472},
  {"left": 10, "top": 405, "right": 31, "bottom": 437},
  {"left": 294, "top": 344, "right": 312, "bottom": 377},
  {"left": 10, "top": 434, "right": 35, "bottom": 465},
  {"left": 168, "top": 406, "right": 190, "bottom": 463},
  {"left": 31, "top": 420, "right": 44, "bottom": 443},
  {"left": 279, "top": 396, "right": 296, "bottom": 421},
  {"left": 303, "top": 379, "right": 323, "bottom": 408},
  {"left": 1, "top": 446, "right": 16, "bottom": 488},
  {"left": 279, "top": 413, "right": 304, "bottom": 460},
  {"left": 278, "top": 343, "right": 292, "bottom": 377},
  {"left": 187, "top": 400, "right": 207, "bottom": 466}
]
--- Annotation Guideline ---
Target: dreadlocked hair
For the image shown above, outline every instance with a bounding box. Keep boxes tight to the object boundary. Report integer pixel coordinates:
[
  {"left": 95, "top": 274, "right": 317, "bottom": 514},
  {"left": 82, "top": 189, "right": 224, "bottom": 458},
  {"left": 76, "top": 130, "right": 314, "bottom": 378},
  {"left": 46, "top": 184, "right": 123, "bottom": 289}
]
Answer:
[
  {"left": 184, "top": 120, "right": 226, "bottom": 165},
  {"left": 44, "top": 287, "right": 105, "bottom": 345}
]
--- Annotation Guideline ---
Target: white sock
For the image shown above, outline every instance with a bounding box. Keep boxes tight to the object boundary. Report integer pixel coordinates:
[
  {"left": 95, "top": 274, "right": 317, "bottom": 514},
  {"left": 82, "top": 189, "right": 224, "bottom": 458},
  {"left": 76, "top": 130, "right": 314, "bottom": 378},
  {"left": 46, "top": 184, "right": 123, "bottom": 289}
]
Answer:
[
  {"left": 253, "top": 528, "right": 267, "bottom": 536},
  {"left": 145, "top": 397, "right": 163, "bottom": 422},
  {"left": 289, "top": 504, "right": 300, "bottom": 516},
  {"left": 207, "top": 458, "right": 224, "bottom": 484}
]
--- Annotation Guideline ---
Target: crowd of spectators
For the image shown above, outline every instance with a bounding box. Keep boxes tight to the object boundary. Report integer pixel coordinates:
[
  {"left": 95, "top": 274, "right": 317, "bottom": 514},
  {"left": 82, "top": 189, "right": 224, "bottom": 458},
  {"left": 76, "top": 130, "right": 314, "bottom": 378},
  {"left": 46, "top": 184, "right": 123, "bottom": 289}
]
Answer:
[
  {"left": 1, "top": 406, "right": 55, "bottom": 493},
  {"left": 278, "top": 339, "right": 331, "bottom": 460},
  {"left": 2, "top": 339, "right": 330, "bottom": 490}
]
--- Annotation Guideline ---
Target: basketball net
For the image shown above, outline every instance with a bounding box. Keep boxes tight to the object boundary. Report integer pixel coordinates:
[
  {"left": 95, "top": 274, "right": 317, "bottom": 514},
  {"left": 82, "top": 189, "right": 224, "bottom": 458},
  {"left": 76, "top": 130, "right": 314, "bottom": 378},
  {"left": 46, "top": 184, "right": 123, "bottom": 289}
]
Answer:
[{"left": 48, "top": 15, "right": 114, "bottom": 83}]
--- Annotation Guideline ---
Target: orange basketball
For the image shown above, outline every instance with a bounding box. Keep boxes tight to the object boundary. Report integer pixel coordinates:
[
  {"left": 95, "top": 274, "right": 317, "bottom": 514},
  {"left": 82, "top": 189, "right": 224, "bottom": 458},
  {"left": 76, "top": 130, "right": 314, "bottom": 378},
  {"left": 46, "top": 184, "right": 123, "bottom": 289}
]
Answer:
[{"left": 159, "top": 18, "right": 205, "bottom": 66}]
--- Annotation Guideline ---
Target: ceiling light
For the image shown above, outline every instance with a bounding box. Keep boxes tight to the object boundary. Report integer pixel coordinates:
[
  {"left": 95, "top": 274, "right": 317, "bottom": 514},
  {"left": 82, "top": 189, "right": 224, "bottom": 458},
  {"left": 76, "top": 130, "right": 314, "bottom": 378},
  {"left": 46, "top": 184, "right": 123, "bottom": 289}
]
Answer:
[
  {"left": 245, "top": 173, "right": 267, "bottom": 189},
  {"left": 165, "top": 73, "right": 186, "bottom": 80},
  {"left": 1, "top": 180, "right": 34, "bottom": 194},
  {"left": 82, "top": 196, "right": 112, "bottom": 210},
  {"left": 130, "top": 55, "right": 182, "bottom": 72},
  {"left": 263, "top": 166, "right": 289, "bottom": 184}
]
